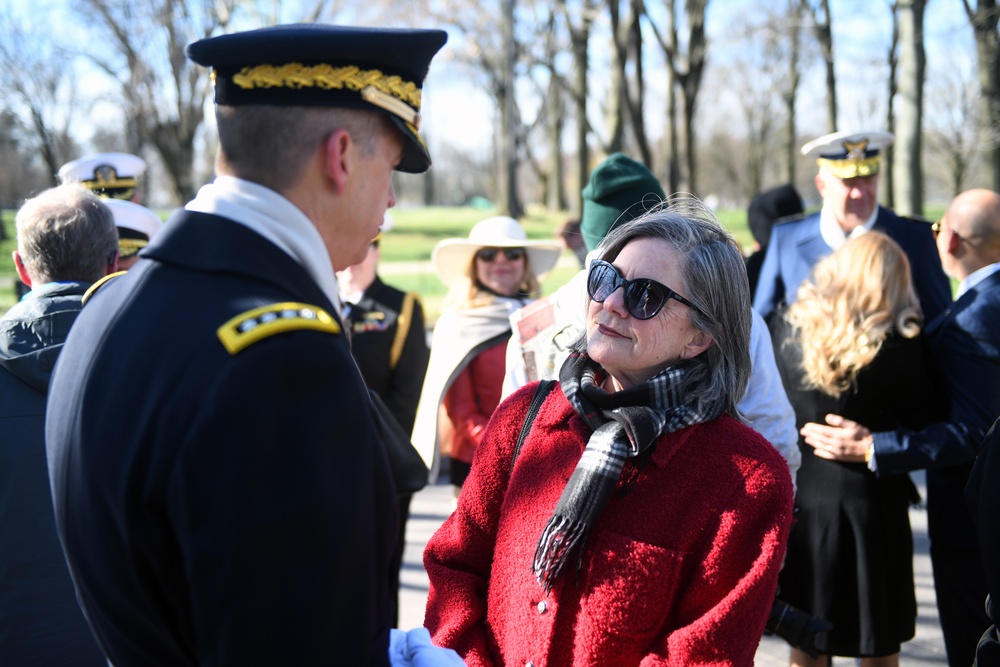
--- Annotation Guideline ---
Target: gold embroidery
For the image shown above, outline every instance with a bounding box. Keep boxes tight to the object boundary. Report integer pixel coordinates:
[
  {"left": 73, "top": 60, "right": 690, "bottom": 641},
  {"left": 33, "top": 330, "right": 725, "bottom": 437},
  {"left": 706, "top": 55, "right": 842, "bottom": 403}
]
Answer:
[
  {"left": 217, "top": 302, "right": 341, "bottom": 355},
  {"left": 230, "top": 63, "right": 422, "bottom": 109}
]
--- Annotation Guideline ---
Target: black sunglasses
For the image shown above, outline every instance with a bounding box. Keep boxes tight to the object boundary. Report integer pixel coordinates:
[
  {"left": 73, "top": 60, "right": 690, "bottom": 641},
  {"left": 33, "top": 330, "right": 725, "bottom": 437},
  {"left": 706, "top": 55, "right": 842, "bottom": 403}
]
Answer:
[
  {"left": 477, "top": 247, "right": 526, "bottom": 262},
  {"left": 587, "top": 259, "right": 700, "bottom": 320}
]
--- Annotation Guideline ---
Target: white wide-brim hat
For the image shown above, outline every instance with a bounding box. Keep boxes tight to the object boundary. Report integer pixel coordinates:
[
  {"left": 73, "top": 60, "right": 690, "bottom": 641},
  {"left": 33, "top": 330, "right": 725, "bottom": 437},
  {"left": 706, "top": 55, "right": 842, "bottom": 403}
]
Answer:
[{"left": 432, "top": 216, "right": 562, "bottom": 286}]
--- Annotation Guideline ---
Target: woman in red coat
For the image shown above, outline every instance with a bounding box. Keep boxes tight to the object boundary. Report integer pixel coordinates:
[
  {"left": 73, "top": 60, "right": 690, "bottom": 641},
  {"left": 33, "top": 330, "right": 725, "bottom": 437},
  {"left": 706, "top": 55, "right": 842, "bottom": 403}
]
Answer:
[{"left": 423, "top": 198, "right": 795, "bottom": 666}]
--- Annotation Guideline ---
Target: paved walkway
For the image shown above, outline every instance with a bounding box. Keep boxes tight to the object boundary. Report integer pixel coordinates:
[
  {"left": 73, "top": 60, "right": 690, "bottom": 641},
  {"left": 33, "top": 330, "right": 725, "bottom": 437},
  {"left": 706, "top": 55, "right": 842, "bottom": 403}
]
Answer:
[{"left": 397, "top": 472, "right": 947, "bottom": 665}]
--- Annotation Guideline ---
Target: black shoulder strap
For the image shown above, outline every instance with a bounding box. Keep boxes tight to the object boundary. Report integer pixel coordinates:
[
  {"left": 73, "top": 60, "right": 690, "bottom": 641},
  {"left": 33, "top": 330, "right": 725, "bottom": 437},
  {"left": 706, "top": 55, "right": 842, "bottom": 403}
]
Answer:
[{"left": 510, "top": 379, "right": 557, "bottom": 473}]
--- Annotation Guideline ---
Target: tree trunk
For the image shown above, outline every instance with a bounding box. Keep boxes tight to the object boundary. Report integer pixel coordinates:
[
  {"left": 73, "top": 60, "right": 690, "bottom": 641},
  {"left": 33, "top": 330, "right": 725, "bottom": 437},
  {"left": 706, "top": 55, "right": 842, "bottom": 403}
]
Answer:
[
  {"left": 627, "top": 3, "right": 653, "bottom": 166},
  {"left": 499, "top": 0, "right": 523, "bottom": 218},
  {"left": 571, "top": 10, "right": 591, "bottom": 217},
  {"left": 546, "top": 78, "right": 567, "bottom": 211},
  {"left": 804, "top": 0, "right": 838, "bottom": 131},
  {"left": 893, "top": 0, "right": 925, "bottom": 216},
  {"left": 885, "top": 2, "right": 899, "bottom": 210},
  {"left": 964, "top": 0, "right": 1000, "bottom": 191},
  {"left": 785, "top": 0, "right": 802, "bottom": 185},
  {"left": 606, "top": 0, "right": 625, "bottom": 155}
]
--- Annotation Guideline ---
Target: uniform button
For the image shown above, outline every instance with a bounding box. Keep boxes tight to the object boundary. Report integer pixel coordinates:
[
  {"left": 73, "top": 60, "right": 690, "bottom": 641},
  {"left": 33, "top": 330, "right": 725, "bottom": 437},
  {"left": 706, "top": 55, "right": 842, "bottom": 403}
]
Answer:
[
  {"left": 536, "top": 600, "right": 548, "bottom": 614},
  {"left": 525, "top": 662, "right": 535, "bottom": 667}
]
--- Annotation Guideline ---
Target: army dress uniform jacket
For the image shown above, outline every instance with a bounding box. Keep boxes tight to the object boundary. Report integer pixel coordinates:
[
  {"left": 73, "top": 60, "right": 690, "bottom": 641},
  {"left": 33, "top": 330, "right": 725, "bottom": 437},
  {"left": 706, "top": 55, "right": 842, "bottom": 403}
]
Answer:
[
  {"left": 346, "top": 277, "right": 429, "bottom": 434},
  {"left": 752, "top": 206, "right": 952, "bottom": 323},
  {"left": 46, "top": 211, "right": 398, "bottom": 667}
]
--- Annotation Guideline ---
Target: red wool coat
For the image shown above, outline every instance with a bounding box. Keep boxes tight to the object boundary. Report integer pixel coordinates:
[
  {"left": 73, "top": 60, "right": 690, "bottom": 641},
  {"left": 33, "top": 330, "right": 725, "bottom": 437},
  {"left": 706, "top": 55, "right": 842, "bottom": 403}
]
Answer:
[{"left": 424, "top": 383, "right": 794, "bottom": 667}]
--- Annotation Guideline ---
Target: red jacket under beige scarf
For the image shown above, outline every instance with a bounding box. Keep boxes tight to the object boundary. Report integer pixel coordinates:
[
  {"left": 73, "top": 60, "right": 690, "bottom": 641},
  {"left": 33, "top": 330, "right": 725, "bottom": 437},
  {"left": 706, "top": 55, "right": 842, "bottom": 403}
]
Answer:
[{"left": 424, "top": 383, "right": 794, "bottom": 666}]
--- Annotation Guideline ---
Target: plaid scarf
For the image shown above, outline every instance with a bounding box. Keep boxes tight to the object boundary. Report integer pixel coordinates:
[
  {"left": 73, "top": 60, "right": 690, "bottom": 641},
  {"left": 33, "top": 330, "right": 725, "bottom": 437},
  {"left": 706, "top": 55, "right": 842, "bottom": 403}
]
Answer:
[{"left": 532, "top": 348, "right": 706, "bottom": 593}]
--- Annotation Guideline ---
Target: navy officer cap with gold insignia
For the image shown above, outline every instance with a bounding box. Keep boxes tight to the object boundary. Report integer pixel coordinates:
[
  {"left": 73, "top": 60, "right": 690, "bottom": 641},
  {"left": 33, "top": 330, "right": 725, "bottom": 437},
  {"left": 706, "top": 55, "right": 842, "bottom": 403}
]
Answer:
[
  {"left": 58, "top": 152, "right": 146, "bottom": 200},
  {"left": 801, "top": 130, "right": 895, "bottom": 179},
  {"left": 185, "top": 24, "right": 448, "bottom": 174}
]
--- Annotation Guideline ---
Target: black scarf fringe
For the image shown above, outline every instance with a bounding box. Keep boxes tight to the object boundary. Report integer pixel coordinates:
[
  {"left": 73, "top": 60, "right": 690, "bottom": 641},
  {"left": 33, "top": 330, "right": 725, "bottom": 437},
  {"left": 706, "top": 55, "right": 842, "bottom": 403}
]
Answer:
[{"left": 532, "top": 514, "right": 589, "bottom": 594}]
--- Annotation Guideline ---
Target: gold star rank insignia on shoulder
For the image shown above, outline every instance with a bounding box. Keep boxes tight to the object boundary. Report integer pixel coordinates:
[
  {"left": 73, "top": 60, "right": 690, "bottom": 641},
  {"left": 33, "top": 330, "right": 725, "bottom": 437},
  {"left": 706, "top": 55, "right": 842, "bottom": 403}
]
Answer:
[{"left": 217, "top": 302, "right": 340, "bottom": 355}]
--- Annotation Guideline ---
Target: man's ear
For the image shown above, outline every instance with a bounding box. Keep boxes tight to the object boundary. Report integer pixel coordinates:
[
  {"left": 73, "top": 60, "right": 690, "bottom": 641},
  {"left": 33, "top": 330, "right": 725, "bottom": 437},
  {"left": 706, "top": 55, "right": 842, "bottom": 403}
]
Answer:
[
  {"left": 324, "top": 129, "right": 352, "bottom": 195},
  {"left": 12, "top": 251, "right": 31, "bottom": 288},
  {"left": 107, "top": 249, "right": 120, "bottom": 275},
  {"left": 814, "top": 172, "right": 826, "bottom": 198}
]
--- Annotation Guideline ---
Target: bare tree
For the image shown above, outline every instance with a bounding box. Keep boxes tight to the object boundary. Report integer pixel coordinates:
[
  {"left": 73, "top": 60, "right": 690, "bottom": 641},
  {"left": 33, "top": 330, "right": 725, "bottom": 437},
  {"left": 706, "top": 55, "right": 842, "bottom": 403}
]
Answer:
[
  {"left": 71, "top": 0, "right": 246, "bottom": 204},
  {"left": 962, "top": 0, "right": 1000, "bottom": 191},
  {"left": 0, "top": 17, "right": 78, "bottom": 188},
  {"left": 925, "top": 61, "right": 981, "bottom": 197},
  {"left": 884, "top": 2, "right": 899, "bottom": 208},
  {"left": 644, "top": 0, "right": 709, "bottom": 196},
  {"left": 784, "top": 0, "right": 803, "bottom": 185},
  {"left": 802, "top": 0, "right": 837, "bottom": 132},
  {"left": 892, "top": 0, "right": 926, "bottom": 216},
  {"left": 558, "top": 0, "right": 599, "bottom": 216}
]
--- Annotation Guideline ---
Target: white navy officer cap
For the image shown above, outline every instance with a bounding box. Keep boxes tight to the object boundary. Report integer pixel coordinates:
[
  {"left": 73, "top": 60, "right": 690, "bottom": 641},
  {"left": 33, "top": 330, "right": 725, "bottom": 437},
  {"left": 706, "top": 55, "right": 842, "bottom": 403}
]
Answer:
[
  {"left": 185, "top": 24, "right": 448, "bottom": 174},
  {"left": 58, "top": 152, "right": 147, "bottom": 200},
  {"left": 801, "top": 130, "right": 895, "bottom": 179},
  {"left": 102, "top": 199, "right": 162, "bottom": 260}
]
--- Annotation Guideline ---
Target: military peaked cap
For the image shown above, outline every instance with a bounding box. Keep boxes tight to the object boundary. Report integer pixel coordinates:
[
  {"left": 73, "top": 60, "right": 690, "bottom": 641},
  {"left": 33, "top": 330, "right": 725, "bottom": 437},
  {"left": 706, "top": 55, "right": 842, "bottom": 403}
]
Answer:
[{"left": 186, "top": 24, "right": 448, "bottom": 174}]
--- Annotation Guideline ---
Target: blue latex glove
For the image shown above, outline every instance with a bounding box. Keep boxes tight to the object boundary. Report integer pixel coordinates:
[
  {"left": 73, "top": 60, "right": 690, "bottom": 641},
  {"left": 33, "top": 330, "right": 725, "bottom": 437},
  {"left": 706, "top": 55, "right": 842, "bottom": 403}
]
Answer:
[{"left": 388, "top": 627, "right": 466, "bottom": 666}]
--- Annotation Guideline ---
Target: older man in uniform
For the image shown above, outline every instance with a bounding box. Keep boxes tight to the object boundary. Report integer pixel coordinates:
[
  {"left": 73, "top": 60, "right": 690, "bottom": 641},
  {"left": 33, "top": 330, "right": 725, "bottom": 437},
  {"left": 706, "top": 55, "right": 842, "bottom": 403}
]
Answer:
[
  {"left": 753, "top": 130, "right": 951, "bottom": 323},
  {"left": 46, "top": 24, "right": 454, "bottom": 666}
]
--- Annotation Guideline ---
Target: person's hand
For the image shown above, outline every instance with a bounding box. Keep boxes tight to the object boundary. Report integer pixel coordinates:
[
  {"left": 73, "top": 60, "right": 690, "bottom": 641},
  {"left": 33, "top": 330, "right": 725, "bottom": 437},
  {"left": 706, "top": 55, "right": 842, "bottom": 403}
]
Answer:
[
  {"left": 800, "top": 414, "right": 870, "bottom": 462},
  {"left": 388, "top": 627, "right": 466, "bottom": 667}
]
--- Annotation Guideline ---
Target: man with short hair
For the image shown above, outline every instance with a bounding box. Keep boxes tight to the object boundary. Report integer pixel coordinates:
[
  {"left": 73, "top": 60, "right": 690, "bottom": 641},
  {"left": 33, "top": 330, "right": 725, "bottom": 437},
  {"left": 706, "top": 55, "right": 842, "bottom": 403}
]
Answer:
[
  {"left": 753, "top": 130, "right": 951, "bottom": 323},
  {"left": 0, "top": 183, "right": 118, "bottom": 666},
  {"left": 801, "top": 188, "right": 1000, "bottom": 667},
  {"left": 45, "top": 24, "right": 456, "bottom": 666}
]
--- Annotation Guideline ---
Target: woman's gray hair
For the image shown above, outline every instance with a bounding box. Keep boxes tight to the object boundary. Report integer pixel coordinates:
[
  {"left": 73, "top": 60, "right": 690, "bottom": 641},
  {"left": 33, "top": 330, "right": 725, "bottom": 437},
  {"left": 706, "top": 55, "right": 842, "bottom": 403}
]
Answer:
[{"left": 596, "top": 195, "right": 752, "bottom": 421}]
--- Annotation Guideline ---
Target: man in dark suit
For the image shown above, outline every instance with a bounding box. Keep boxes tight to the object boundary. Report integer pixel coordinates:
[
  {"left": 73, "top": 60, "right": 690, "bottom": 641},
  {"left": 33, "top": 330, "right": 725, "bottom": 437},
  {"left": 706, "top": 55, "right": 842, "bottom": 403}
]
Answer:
[
  {"left": 753, "top": 130, "right": 951, "bottom": 323},
  {"left": 338, "top": 215, "right": 431, "bottom": 626},
  {"left": 800, "top": 188, "right": 1000, "bottom": 667},
  {"left": 45, "top": 25, "right": 454, "bottom": 666},
  {"left": 967, "top": 417, "right": 1000, "bottom": 664},
  {"left": 0, "top": 184, "right": 117, "bottom": 666}
]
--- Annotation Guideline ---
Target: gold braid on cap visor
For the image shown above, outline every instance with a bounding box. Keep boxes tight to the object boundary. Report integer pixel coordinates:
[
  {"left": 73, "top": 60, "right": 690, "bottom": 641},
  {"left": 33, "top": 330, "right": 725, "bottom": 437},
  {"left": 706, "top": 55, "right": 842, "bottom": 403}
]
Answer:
[
  {"left": 118, "top": 238, "right": 148, "bottom": 259},
  {"left": 816, "top": 156, "right": 881, "bottom": 179},
  {"left": 226, "top": 63, "right": 422, "bottom": 129}
]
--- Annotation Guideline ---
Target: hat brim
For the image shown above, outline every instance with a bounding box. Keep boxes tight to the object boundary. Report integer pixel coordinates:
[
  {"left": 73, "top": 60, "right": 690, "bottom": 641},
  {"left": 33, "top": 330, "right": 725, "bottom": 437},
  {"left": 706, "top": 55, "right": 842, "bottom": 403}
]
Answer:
[
  {"left": 388, "top": 115, "right": 431, "bottom": 173},
  {"left": 432, "top": 238, "right": 562, "bottom": 286}
]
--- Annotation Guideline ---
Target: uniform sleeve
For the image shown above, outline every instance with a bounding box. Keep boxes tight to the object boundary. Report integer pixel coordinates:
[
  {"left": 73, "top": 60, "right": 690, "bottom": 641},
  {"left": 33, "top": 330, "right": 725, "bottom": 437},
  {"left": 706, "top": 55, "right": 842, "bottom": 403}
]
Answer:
[
  {"left": 751, "top": 229, "right": 785, "bottom": 320},
  {"left": 167, "top": 332, "right": 394, "bottom": 666},
  {"left": 424, "top": 388, "right": 535, "bottom": 667},
  {"left": 739, "top": 309, "right": 800, "bottom": 489},
  {"left": 383, "top": 296, "right": 430, "bottom": 435},
  {"left": 874, "top": 316, "right": 1000, "bottom": 474}
]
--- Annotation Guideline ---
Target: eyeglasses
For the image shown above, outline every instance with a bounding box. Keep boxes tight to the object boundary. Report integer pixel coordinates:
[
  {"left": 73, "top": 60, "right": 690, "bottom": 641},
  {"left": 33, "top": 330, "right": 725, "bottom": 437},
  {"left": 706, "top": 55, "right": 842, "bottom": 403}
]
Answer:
[
  {"left": 932, "top": 218, "right": 966, "bottom": 243},
  {"left": 476, "top": 247, "right": 526, "bottom": 262},
  {"left": 587, "top": 259, "right": 700, "bottom": 320}
]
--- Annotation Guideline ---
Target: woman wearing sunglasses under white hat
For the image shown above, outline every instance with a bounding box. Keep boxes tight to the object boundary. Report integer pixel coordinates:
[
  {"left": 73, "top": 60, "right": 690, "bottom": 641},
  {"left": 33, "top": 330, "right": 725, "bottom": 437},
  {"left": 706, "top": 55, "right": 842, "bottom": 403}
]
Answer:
[{"left": 411, "top": 216, "right": 561, "bottom": 492}]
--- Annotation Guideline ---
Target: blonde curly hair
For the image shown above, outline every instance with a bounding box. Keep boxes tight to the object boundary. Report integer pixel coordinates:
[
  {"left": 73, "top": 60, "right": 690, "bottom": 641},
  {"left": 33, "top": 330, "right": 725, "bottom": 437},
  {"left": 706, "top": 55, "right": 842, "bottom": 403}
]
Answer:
[{"left": 785, "top": 231, "right": 923, "bottom": 397}]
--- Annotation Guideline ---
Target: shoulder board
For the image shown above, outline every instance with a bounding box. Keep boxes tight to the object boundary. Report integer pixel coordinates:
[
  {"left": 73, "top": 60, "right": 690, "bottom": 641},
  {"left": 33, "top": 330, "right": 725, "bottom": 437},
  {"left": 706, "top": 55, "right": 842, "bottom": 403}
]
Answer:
[
  {"left": 82, "top": 271, "right": 127, "bottom": 306},
  {"left": 217, "top": 302, "right": 341, "bottom": 355}
]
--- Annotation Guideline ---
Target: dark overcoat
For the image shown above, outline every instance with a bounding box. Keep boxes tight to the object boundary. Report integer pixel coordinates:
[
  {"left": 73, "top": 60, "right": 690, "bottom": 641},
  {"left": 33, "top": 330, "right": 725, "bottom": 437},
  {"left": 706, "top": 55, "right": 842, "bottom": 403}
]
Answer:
[{"left": 46, "top": 210, "right": 397, "bottom": 666}]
